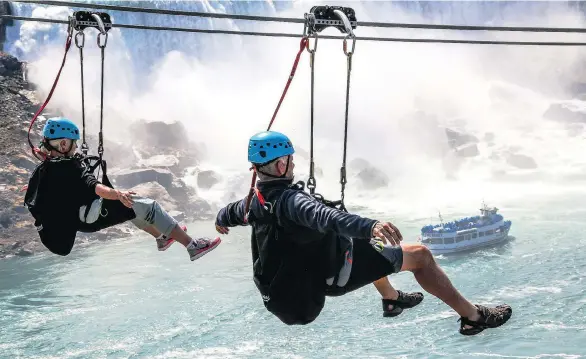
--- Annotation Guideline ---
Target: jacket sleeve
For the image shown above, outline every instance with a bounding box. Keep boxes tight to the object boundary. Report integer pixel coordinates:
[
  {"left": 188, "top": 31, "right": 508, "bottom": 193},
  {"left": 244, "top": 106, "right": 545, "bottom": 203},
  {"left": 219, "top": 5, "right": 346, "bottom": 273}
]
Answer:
[
  {"left": 73, "top": 159, "right": 100, "bottom": 193},
  {"left": 216, "top": 197, "right": 248, "bottom": 227},
  {"left": 279, "top": 190, "right": 377, "bottom": 239}
]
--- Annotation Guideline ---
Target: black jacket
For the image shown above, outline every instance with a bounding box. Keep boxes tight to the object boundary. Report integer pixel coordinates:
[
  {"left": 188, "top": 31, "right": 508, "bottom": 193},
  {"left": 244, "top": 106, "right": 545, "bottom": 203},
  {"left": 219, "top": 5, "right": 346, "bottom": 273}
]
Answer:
[
  {"left": 24, "top": 156, "right": 100, "bottom": 255},
  {"left": 216, "top": 179, "right": 377, "bottom": 325}
]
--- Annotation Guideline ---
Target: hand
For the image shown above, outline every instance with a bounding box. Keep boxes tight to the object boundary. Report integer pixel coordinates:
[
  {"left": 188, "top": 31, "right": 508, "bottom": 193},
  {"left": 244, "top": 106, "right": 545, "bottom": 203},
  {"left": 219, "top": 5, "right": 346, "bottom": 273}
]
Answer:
[
  {"left": 215, "top": 224, "right": 229, "bottom": 234},
  {"left": 117, "top": 190, "right": 136, "bottom": 208},
  {"left": 372, "top": 221, "right": 403, "bottom": 246}
]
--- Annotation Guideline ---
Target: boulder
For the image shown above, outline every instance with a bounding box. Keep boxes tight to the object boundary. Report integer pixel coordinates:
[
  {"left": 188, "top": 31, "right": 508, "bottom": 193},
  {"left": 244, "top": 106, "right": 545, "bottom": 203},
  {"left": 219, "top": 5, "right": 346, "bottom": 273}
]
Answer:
[
  {"left": 506, "top": 153, "right": 537, "bottom": 169},
  {"left": 111, "top": 168, "right": 174, "bottom": 190},
  {"left": 543, "top": 102, "right": 586, "bottom": 124},
  {"left": 129, "top": 119, "right": 190, "bottom": 150},
  {"left": 356, "top": 167, "right": 389, "bottom": 190},
  {"left": 0, "top": 53, "right": 21, "bottom": 74},
  {"left": 197, "top": 170, "right": 222, "bottom": 190},
  {"left": 140, "top": 154, "right": 180, "bottom": 169},
  {"left": 454, "top": 143, "right": 480, "bottom": 158},
  {"left": 128, "top": 181, "right": 179, "bottom": 212},
  {"left": 445, "top": 128, "right": 479, "bottom": 149},
  {"left": 349, "top": 158, "right": 371, "bottom": 173}
]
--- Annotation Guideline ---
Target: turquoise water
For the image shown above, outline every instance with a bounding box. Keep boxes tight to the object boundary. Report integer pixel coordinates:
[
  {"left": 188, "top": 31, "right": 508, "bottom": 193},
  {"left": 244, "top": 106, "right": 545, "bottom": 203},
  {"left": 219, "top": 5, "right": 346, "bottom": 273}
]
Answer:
[{"left": 1, "top": 193, "right": 585, "bottom": 359}]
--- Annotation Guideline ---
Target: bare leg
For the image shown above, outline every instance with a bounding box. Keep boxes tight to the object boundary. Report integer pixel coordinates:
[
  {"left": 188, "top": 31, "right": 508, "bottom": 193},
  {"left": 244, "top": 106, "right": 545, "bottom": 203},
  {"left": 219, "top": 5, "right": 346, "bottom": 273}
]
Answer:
[
  {"left": 373, "top": 277, "right": 399, "bottom": 300},
  {"left": 140, "top": 225, "right": 161, "bottom": 238},
  {"left": 400, "top": 244, "right": 480, "bottom": 322},
  {"left": 166, "top": 224, "right": 193, "bottom": 247}
]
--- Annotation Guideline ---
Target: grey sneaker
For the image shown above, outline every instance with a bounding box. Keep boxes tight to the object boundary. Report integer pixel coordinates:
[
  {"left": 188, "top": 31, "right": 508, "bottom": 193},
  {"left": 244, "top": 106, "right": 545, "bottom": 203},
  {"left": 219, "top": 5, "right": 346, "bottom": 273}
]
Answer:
[
  {"left": 187, "top": 237, "right": 222, "bottom": 261},
  {"left": 157, "top": 225, "right": 187, "bottom": 251}
]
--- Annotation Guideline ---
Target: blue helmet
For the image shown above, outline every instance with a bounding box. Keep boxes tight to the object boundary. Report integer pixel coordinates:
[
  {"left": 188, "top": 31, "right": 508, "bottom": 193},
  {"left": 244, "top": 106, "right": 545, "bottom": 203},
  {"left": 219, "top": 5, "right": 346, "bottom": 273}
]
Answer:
[
  {"left": 42, "top": 117, "right": 80, "bottom": 140},
  {"left": 248, "top": 131, "right": 294, "bottom": 164}
]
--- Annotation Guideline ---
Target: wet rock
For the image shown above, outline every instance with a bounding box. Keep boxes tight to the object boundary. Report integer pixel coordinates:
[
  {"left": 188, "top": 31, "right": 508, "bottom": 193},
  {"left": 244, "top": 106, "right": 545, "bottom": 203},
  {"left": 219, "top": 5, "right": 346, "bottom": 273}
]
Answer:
[
  {"left": 197, "top": 170, "right": 221, "bottom": 190},
  {"left": 445, "top": 128, "right": 479, "bottom": 149},
  {"left": 141, "top": 154, "right": 180, "bottom": 169},
  {"left": 111, "top": 168, "right": 174, "bottom": 190},
  {"left": 543, "top": 102, "right": 586, "bottom": 124},
  {"left": 349, "top": 158, "right": 371, "bottom": 173},
  {"left": 506, "top": 153, "right": 538, "bottom": 169},
  {"left": 129, "top": 119, "right": 190, "bottom": 150},
  {"left": 454, "top": 143, "right": 480, "bottom": 158},
  {"left": 128, "top": 181, "right": 179, "bottom": 212}
]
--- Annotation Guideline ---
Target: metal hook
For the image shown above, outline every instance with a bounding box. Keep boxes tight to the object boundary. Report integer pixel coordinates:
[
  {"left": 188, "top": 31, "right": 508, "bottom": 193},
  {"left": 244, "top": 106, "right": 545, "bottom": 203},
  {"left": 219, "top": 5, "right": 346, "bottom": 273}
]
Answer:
[
  {"left": 97, "top": 32, "right": 108, "bottom": 48},
  {"left": 333, "top": 9, "right": 354, "bottom": 37},
  {"left": 91, "top": 13, "right": 107, "bottom": 35},
  {"left": 74, "top": 30, "right": 85, "bottom": 48},
  {"left": 343, "top": 35, "right": 356, "bottom": 56},
  {"left": 306, "top": 32, "right": 318, "bottom": 54}
]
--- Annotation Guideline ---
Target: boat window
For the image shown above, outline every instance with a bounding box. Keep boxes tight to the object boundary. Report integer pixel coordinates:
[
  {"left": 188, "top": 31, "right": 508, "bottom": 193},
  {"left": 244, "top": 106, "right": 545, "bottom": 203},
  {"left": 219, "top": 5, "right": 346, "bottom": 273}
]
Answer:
[
  {"left": 495, "top": 228, "right": 501, "bottom": 233},
  {"left": 486, "top": 229, "right": 494, "bottom": 235},
  {"left": 456, "top": 236, "right": 466, "bottom": 243},
  {"left": 472, "top": 233, "right": 477, "bottom": 239},
  {"left": 465, "top": 234, "right": 471, "bottom": 241},
  {"left": 444, "top": 238, "right": 454, "bottom": 244},
  {"left": 430, "top": 238, "right": 443, "bottom": 245},
  {"left": 478, "top": 232, "right": 484, "bottom": 237}
]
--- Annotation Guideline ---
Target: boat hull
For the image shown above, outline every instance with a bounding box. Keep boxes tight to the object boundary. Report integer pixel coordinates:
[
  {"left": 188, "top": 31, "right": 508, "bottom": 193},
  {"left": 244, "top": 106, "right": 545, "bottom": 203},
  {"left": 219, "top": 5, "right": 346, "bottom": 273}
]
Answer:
[{"left": 420, "top": 223, "right": 512, "bottom": 255}]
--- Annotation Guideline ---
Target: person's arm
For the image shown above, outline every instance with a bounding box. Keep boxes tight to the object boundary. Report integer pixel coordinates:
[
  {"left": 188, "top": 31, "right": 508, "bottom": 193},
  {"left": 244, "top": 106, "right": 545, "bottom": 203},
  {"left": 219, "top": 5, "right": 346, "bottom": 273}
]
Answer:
[
  {"left": 280, "top": 191, "right": 403, "bottom": 245},
  {"left": 215, "top": 197, "right": 247, "bottom": 234},
  {"left": 77, "top": 162, "right": 135, "bottom": 207},
  {"left": 280, "top": 191, "right": 377, "bottom": 239}
]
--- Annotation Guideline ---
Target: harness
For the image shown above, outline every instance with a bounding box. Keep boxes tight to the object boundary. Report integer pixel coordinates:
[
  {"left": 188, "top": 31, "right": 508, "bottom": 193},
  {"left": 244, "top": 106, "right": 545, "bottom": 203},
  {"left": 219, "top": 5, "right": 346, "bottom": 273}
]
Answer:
[{"left": 245, "top": 6, "right": 358, "bottom": 219}]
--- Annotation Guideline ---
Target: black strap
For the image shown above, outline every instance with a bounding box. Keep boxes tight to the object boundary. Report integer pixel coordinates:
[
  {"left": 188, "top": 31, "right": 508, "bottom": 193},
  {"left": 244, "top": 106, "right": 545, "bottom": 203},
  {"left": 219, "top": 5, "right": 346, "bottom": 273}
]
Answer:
[
  {"left": 339, "top": 36, "right": 355, "bottom": 210},
  {"left": 306, "top": 33, "right": 317, "bottom": 195},
  {"left": 97, "top": 31, "right": 107, "bottom": 161},
  {"left": 74, "top": 29, "right": 88, "bottom": 155}
]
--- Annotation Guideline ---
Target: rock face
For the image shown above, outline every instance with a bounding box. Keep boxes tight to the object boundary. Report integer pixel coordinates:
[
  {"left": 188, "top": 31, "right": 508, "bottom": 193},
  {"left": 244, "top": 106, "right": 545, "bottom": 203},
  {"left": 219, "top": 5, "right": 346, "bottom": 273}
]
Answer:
[
  {"left": 543, "top": 101, "right": 586, "bottom": 124},
  {"left": 349, "top": 158, "right": 389, "bottom": 190},
  {"left": 0, "top": 53, "right": 213, "bottom": 259},
  {"left": 505, "top": 153, "right": 538, "bottom": 170},
  {"left": 111, "top": 168, "right": 174, "bottom": 190},
  {"left": 197, "top": 170, "right": 222, "bottom": 190}
]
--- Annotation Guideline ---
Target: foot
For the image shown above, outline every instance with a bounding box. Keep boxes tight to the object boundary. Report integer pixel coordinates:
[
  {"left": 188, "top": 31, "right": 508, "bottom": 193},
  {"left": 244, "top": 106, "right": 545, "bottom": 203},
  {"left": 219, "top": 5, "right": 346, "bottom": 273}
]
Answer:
[
  {"left": 459, "top": 304, "right": 512, "bottom": 335},
  {"left": 187, "top": 237, "right": 222, "bottom": 261},
  {"left": 382, "top": 290, "right": 424, "bottom": 317},
  {"left": 156, "top": 225, "right": 187, "bottom": 251}
]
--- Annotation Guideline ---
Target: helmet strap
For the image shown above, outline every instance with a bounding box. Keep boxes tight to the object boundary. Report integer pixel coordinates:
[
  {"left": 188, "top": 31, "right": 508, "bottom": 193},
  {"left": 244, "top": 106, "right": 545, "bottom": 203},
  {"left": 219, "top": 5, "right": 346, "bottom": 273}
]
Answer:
[
  {"left": 255, "top": 156, "right": 291, "bottom": 179},
  {"left": 42, "top": 138, "right": 75, "bottom": 157}
]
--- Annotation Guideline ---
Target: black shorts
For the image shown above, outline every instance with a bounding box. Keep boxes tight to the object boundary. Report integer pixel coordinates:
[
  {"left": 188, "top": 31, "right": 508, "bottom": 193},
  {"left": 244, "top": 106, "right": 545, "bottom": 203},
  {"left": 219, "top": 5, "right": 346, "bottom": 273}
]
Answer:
[
  {"left": 77, "top": 199, "right": 136, "bottom": 233},
  {"left": 325, "top": 239, "right": 403, "bottom": 297},
  {"left": 38, "top": 200, "right": 136, "bottom": 256}
]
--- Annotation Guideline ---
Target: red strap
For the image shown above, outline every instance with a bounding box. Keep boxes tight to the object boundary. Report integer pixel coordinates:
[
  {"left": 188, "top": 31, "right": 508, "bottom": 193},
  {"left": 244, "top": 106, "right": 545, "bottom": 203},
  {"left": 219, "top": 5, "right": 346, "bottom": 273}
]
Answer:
[
  {"left": 243, "top": 37, "right": 309, "bottom": 222},
  {"left": 27, "top": 33, "right": 73, "bottom": 161},
  {"left": 254, "top": 187, "right": 266, "bottom": 207}
]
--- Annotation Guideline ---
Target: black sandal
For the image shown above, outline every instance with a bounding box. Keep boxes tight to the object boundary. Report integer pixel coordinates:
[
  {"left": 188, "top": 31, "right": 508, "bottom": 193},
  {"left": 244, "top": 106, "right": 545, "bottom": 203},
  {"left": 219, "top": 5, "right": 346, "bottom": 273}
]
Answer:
[
  {"left": 382, "top": 290, "right": 424, "bottom": 317},
  {"left": 459, "top": 304, "right": 513, "bottom": 335}
]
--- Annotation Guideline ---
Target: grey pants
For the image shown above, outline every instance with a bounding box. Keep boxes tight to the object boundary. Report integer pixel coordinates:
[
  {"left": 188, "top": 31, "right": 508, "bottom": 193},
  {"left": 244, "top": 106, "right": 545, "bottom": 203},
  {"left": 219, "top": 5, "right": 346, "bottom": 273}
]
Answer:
[{"left": 129, "top": 196, "right": 178, "bottom": 237}]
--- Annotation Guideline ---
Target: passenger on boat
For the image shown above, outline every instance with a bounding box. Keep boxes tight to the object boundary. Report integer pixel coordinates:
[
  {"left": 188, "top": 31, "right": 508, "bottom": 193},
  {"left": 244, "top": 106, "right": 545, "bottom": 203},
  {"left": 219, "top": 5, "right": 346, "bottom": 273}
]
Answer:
[{"left": 215, "top": 130, "right": 513, "bottom": 335}]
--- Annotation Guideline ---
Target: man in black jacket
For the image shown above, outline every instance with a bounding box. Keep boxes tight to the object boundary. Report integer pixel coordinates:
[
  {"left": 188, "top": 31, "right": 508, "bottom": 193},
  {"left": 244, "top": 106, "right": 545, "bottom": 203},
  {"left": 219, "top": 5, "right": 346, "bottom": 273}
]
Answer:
[{"left": 215, "top": 131, "right": 512, "bottom": 335}]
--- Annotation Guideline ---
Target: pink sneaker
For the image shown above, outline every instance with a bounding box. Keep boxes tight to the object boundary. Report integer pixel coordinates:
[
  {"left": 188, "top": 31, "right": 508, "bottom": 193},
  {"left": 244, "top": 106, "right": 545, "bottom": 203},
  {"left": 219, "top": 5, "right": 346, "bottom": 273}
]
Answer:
[
  {"left": 188, "top": 237, "right": 222, "bottom": 261},
  {"left": 156, "top": 225, "right": 187, "bottom": 251}
]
